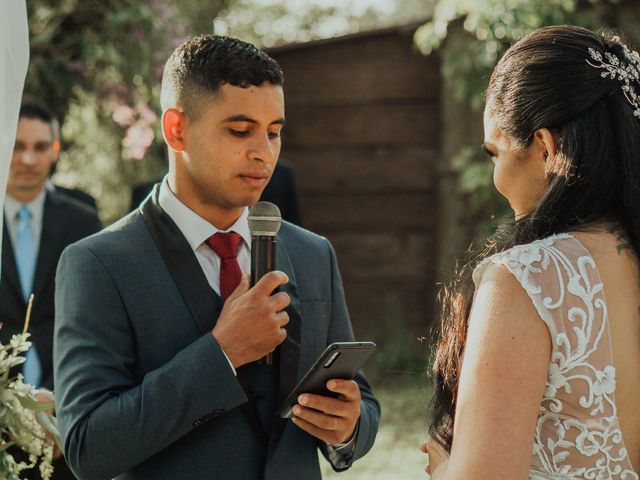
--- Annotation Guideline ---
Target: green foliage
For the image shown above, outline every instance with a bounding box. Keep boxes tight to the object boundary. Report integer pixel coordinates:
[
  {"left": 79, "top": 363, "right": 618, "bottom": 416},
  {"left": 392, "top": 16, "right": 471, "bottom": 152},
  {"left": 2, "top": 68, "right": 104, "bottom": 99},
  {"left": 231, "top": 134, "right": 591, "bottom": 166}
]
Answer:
[
  {"left": 25, "top": 0, "right": 228, "bottom": 223},
  {"left": 56, "top": 89, "right": 164, "bottom": 221},
  {"left": 213, "top": 0, "right": 431, "bottom": 48},
  {"left": 28, "top": 1, "right": 162, "bottom": 121},
  {"left": 414, "top": 0, "right": 622, "bottom": 107},
  {"left": 366, "top": 327, "right": 429, "bottom": 385},
  {"left": 25, "top": 0, "right": 430, "bottom": 223}
]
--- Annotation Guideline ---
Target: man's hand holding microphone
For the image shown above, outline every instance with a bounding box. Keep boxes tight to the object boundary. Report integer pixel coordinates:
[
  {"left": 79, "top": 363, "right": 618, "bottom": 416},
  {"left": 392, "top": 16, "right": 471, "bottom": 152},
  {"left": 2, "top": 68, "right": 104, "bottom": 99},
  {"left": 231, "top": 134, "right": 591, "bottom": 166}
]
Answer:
[{"left": 211, "top": 271, "right": 290, "bottom": 369}]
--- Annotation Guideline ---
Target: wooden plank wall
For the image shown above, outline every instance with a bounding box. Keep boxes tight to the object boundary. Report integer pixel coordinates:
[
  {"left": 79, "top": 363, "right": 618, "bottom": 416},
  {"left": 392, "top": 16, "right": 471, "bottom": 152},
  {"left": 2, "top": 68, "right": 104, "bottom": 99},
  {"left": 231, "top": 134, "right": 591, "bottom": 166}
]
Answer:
[{"left": 270, "top": 28, "right": 441, "bottom": 343}]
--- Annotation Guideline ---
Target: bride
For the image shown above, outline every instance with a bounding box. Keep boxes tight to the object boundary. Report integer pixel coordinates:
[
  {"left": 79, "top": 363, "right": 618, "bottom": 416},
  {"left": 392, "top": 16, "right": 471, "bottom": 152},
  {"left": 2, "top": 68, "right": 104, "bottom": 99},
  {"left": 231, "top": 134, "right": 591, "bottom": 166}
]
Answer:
[{"left": 423, "top": 25, "right": 640, "bottom": 479}]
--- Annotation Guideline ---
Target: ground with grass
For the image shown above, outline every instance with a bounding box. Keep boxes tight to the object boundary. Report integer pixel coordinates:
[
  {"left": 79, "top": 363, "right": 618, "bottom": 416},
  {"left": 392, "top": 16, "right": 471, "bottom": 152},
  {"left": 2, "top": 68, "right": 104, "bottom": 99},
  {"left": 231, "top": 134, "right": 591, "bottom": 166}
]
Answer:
[{"left": 319, "top": 376, "right": 433, "bottom": 480}]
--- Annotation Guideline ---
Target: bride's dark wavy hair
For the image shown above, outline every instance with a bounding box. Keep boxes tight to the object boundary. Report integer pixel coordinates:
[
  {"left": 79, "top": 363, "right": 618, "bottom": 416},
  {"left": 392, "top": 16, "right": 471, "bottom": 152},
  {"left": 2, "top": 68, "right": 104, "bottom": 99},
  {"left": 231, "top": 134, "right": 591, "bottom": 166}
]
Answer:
[{"left": 429, "top": 25, "right": 640, "bottom": 452}]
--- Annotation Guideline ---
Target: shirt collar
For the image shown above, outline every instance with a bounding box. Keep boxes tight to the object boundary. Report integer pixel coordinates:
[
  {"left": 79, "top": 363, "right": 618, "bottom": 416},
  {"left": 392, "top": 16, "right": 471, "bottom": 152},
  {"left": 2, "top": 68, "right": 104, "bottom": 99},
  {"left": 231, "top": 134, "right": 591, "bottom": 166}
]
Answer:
[
  {"left": 4, "top": 188, "right": 46, "bottom": 223},
  {"left": 158, "top": 176, "right": 251, "bottom": 252}
]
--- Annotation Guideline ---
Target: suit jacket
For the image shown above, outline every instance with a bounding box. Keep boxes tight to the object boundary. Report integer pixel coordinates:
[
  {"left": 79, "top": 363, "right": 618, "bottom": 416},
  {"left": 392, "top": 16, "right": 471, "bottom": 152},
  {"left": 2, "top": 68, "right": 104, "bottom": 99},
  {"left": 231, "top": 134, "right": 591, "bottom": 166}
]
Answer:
[
  {"left": 0, "top": 189, "right": 101, "bottom": 480},
  {"left": 259, "top": 162, "right": 302, "bottom": 227},
  {"left": 54, "top": 185, "right": 98, "bottom": 211},
  {"left": 54, "top": 187, "right": 379, "bottom": 480}
]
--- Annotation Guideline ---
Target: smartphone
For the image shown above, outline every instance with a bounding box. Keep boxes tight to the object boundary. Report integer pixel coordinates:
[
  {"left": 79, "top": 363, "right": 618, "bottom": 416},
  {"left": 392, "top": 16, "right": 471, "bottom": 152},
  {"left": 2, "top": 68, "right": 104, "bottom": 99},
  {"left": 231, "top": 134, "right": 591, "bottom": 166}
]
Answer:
[{"left": 278, "top": 341, "right": 376, "bottom": 419}]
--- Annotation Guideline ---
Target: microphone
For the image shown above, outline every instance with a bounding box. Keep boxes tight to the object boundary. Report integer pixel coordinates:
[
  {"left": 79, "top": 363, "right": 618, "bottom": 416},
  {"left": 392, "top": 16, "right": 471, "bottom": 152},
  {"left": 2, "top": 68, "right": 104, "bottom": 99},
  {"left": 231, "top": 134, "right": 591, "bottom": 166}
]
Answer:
[{"left": 248, "top": 201, "right": 282, "bottom": 365}]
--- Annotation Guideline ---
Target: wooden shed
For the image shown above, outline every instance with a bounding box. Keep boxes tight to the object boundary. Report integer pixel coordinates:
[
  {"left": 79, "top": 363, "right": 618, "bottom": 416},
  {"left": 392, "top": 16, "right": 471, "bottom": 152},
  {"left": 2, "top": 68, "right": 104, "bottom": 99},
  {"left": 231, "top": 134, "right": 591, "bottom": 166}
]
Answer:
[{"left": 269, "top": 22, "right": 442, "bottom": 346}]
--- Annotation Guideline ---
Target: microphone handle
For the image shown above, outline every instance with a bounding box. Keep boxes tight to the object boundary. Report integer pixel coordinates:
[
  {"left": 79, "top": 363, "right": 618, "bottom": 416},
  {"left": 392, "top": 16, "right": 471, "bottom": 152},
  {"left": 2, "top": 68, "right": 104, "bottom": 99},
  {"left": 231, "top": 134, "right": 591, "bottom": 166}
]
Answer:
[{"left": 251, "top": 236, "right": 277, "bottom": 365}]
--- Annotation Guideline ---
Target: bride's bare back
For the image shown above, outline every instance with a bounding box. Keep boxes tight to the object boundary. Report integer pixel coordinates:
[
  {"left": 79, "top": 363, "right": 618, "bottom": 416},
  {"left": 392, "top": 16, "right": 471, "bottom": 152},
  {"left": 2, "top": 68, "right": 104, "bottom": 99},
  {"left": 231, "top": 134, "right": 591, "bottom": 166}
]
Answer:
[
  {"left": 468, "top": 231, "right": 640, "bottom": 478},
  {"left": 573, "top": 230, "right": 640, "bottom": 470}
]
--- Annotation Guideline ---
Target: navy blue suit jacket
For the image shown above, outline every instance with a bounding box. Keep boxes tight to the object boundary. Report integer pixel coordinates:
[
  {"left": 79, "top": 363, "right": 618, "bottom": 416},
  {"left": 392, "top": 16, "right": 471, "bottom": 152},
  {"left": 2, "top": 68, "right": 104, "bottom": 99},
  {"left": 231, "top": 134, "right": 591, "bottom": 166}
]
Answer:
[{"left": 54, "top": 188, "right": 379, "bottom": 479}]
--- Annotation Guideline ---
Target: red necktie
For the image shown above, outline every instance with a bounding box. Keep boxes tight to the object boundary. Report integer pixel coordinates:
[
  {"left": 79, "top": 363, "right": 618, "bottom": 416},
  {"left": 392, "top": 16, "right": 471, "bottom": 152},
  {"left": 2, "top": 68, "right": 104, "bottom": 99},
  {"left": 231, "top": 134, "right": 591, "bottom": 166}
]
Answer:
[{"left": 205, "top": 232, "right": 243, "bottom": 300}]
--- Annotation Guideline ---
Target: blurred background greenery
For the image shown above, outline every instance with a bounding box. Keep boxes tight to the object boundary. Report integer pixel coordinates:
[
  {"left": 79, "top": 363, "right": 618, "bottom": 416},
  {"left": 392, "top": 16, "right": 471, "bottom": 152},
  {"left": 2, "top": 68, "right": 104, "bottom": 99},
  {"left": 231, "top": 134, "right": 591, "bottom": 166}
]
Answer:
[
  {"left": 27, "top": 0, "right": 640, "bottom": 226},
  {"left": 27, "top": 0, "right": 430, "bottom": 222},
  {"left": 22, "top": 1, "right": 640, "bottom": 477}
]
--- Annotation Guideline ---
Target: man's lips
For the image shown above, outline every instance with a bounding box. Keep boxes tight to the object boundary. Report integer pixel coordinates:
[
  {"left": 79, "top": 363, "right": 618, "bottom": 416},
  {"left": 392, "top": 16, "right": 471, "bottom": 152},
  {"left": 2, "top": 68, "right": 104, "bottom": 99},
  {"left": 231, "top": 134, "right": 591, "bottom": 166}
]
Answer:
[
  {"left": 15, "top": 170, "right": 39, "bottom": 177},
  {"left": 239, "top": 173, "right": 269, "bottom": 187}
]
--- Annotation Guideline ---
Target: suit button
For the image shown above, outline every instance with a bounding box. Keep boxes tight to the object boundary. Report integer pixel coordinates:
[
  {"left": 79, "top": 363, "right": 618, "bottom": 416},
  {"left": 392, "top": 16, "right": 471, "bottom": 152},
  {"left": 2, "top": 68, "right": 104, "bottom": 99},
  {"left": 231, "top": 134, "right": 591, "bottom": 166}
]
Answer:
[
  {"left": 213, "top": 409, "right": 224, "bottom": 417},
  {"left": 193, "top": 419, "right": 203, "bottom": 427}
]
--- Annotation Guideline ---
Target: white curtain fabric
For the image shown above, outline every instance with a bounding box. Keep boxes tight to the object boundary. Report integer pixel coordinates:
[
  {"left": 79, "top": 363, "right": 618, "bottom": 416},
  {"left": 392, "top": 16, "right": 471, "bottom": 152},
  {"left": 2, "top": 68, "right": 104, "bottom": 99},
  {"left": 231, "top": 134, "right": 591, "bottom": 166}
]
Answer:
[{"left": 0, "top": 1, "right": 30, "bottom": 278}]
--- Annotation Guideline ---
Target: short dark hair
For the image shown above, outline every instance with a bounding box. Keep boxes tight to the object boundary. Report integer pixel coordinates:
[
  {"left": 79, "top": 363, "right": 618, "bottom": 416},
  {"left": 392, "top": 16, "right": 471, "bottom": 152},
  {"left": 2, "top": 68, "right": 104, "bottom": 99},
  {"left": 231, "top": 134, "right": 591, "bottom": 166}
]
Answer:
[
  {"left": 18, "top": 98, "right": 55, "bottom": 140},
  {"left": 160, "top": 35, "right": 284, "bottom": 118},
  {"left": 19, "top": 98, "right": 54, "bottom": 125}
]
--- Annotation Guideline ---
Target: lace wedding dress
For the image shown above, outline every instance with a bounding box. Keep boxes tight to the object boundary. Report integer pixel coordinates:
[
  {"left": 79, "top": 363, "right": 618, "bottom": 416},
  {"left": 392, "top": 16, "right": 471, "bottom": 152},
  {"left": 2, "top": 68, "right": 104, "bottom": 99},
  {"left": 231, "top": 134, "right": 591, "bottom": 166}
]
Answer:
[{"left": 473, "top": 234, "right": 638, "bottom": 479}]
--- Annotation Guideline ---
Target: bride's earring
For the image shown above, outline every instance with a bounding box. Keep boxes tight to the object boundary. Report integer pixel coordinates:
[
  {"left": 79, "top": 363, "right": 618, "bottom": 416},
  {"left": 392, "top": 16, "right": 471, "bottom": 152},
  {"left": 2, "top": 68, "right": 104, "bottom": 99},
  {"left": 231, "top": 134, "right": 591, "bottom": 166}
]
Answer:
[{"left": 543, "top": 151, "right": 551, "bottom": 179}]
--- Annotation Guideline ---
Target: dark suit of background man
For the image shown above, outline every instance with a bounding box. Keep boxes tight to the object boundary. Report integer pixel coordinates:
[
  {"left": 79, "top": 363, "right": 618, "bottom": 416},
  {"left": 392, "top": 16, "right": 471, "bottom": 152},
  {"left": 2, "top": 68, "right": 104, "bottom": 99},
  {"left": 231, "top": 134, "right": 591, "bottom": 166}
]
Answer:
[
  {"left": 1, "top": 101, "right": 101, "bottom": 480},
  {"left": 54, "top": 35, "right": 379, "bottom": 480}
]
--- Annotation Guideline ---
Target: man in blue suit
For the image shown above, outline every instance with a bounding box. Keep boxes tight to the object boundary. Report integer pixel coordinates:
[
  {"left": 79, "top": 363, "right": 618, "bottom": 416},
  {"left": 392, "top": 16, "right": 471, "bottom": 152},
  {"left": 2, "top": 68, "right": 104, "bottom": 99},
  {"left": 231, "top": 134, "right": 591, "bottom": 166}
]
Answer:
[{"left": 54, "top": 35, "right": 379, "bottom": 479}]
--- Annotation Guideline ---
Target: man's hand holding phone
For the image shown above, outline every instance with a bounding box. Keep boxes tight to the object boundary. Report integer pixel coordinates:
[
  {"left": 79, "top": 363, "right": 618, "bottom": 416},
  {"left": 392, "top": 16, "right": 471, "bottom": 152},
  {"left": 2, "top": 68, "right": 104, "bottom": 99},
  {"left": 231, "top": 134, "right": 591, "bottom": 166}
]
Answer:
[
  {"left": 291, "top": 379, "right": 361, "bottom": 444},
  {"left": 279, "top": 341, "right": 375, "bottom": 444}
]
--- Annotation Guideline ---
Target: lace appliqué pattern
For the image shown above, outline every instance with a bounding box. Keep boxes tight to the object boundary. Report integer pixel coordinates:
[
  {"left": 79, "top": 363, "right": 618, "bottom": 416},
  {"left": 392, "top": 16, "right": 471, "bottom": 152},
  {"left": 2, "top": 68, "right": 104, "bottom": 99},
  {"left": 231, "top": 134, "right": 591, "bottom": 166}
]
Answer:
[{"left": 473, "top": 234, "right": 638, "bottom": 480}]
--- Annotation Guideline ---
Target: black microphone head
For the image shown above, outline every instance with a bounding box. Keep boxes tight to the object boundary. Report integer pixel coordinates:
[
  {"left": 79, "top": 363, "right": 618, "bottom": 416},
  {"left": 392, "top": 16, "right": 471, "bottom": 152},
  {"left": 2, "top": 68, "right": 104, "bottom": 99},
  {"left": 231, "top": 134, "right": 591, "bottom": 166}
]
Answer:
[{"left": 248, "top": 201, "right": 282, "bottom": 237}]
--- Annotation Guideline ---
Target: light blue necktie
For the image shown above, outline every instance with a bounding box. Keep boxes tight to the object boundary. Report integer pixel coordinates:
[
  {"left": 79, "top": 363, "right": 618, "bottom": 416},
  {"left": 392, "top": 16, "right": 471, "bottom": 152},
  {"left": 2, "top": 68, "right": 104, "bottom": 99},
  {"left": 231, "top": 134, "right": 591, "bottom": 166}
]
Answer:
[{"left": 15, "top": 205, "right": 42, "bottom": 387}]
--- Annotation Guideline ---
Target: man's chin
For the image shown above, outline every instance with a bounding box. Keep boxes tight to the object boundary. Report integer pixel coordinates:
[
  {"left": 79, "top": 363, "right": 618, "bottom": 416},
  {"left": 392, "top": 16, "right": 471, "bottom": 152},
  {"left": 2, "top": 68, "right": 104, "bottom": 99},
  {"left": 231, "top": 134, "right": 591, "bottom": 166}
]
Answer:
[
  {"left": 14, "top": 183, "right": 44, "bottom": 194},
  {"left": 237, "top": 191, "right": 265, "bottom": 208}
]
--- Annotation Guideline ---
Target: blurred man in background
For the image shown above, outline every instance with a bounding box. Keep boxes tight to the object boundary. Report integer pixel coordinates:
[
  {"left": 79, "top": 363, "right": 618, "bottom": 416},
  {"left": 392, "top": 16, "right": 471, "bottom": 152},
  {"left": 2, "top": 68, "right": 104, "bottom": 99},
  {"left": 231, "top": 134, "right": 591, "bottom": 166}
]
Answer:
[{"left": 1, "top": 99, "right": 101, "bottom": 480}]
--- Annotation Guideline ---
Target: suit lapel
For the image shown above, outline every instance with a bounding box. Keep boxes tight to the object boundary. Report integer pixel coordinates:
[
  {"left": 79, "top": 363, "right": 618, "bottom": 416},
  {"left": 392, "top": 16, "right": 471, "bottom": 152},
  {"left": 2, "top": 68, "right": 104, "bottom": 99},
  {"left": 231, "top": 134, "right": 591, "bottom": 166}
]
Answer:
[
  {"left": 140, "top": 186, "right": 223, "bottom": 334},
  {"left": 1, "top": 220, "right": 23, "bottom": 303},
  {"left": 266, "top": 232, "right": 302, "bottom": 461},
  {"left": 32, "top": 192, "right": 67, "bottom": 301},
  {"left": 141, "top": 187, "right": 272, "bottom": 444},
  {"left": 142, "top": 188, "right": 303, "bottom": 456}
]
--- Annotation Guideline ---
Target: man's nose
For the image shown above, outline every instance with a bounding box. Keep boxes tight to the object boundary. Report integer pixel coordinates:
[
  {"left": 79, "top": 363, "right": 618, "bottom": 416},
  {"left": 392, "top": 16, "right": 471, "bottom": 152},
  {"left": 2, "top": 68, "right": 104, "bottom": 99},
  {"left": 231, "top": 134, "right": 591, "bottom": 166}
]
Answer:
[
  {"left": 249, "top": 133, "right": 277, "bottom": 164},
  {"left": 18, "top": 150, "right": 39, "bottom": 166}
]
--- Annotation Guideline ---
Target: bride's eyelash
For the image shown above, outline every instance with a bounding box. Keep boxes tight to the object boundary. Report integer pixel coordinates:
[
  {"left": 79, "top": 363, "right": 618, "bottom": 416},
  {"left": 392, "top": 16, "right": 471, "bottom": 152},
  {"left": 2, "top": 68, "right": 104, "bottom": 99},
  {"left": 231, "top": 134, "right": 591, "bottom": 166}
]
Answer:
[{"left": 481, "top": 144, "right": 495, "bottom": 158}]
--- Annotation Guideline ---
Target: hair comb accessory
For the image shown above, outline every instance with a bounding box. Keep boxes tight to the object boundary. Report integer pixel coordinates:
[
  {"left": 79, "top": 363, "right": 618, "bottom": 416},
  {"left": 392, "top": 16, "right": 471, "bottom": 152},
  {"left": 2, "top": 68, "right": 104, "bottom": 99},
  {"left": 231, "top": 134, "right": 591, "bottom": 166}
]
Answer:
[{"left": 586, "top": 41, "right": 640, "bottom": 118}]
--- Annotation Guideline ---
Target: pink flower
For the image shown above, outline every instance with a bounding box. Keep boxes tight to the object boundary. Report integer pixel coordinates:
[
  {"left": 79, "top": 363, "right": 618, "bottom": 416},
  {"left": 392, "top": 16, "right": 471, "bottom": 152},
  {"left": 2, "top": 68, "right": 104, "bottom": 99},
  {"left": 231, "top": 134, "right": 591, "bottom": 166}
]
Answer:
[
  {"left": 123, "top": 120, "right": 154, "bottom": 160},
  {"left": 112, "top": 104, "right": 136, "bottom": 127},
  {"left": 136, "top": 102, "right": 158, "bottom": 123}
]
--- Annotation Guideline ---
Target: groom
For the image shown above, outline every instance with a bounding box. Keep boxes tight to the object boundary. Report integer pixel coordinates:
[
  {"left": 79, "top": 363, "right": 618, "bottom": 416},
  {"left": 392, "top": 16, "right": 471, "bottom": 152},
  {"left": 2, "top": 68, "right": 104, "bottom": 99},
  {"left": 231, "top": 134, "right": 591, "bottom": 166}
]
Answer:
[{"left": 54, "top": 35, "right": 380, "bottom": 479}]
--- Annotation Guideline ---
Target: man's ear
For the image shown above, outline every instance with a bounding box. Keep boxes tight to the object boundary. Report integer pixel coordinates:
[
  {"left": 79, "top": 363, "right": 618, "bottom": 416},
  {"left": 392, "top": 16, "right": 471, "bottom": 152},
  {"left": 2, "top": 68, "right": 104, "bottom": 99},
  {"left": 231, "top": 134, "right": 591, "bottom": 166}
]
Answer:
[{"left": 162, "top": 108, "right": 186, "bottom": 152}]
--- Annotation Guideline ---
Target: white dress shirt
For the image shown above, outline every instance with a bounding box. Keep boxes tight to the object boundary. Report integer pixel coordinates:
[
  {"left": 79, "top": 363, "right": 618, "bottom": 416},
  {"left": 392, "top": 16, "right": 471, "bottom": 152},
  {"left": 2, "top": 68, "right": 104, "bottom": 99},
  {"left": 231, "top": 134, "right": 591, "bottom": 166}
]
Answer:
[
  {"left": 158, "top": 177, "right": 252, "bottom": 375},
  {"left": 158, "top": 177, "right": 251, "bottom": 296}
]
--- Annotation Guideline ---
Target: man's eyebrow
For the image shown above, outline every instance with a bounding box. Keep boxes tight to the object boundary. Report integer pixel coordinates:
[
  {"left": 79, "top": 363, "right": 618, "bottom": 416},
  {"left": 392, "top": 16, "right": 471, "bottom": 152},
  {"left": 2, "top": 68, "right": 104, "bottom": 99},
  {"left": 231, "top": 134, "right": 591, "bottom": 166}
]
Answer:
[
  {"left": 222, "top": 114, "right": 286, "bottom": 126},
  {"left": 222, "top": 114, "right": 257, "bottom": 124}
]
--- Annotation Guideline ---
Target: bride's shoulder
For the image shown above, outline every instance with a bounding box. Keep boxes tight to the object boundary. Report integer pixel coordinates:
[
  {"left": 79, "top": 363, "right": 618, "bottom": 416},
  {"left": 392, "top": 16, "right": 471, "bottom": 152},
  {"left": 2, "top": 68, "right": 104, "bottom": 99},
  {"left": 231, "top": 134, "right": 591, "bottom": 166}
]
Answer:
[{"left": 472, "top": 233, "right": 575, "bottom": 287}]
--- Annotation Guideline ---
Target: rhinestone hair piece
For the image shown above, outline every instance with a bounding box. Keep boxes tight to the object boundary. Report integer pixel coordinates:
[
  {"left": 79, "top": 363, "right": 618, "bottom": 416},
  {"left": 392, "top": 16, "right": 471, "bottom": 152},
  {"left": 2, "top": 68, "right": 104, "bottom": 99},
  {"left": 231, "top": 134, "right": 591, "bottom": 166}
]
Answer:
[{"left": 586, "top": 41, "right": 640, "bottom": 118}]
